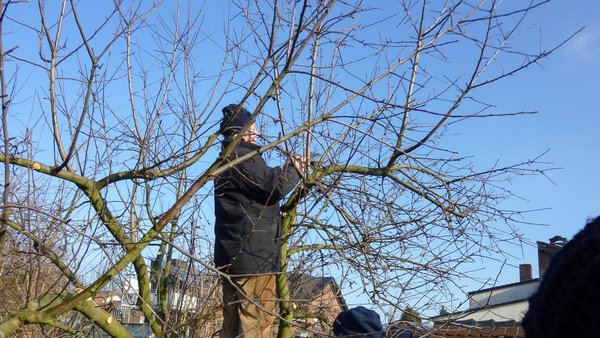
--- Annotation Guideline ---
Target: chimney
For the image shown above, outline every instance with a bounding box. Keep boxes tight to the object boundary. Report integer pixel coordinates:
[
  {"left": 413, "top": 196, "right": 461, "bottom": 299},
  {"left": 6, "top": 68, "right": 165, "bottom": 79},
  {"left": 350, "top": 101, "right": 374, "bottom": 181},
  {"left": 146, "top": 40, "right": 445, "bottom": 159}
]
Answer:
[
  {"left": 537, "top": 236, "right": 567, "bottom": 277},
  {"left": 519, "top": 264, "right": 532, "bottom": 282}
]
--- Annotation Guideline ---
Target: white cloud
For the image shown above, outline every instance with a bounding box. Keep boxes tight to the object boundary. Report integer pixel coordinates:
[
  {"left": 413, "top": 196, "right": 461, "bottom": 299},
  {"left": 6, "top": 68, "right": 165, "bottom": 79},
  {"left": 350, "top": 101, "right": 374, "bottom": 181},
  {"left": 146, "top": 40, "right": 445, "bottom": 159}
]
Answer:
[{"left": 568, "top": 25, "right": 600, "bottom": 64}]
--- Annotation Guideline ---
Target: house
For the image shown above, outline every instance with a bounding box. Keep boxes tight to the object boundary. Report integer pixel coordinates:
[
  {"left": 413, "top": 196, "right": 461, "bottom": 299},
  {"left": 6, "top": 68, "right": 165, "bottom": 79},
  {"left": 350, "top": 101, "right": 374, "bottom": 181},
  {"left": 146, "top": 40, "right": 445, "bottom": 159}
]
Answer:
[
  {"left": 430, "top": 235, "right": 566, "bottom": 336},
  {"left": 150, "top": 259, "right": 218, "bottom": 312},
  {"left": 94, "top": 290, "right": 145, "bottom": 324},
  {"left": 288, "top": 274, "right": 348, "bottom": 337},
  {"left": 91, "top": 270, "right": 346, "bottom": 337},
  {"left": 84, "top": 259, "right": 221, "bottom": 337},
  {"left": 149, "top": 258, "right": 222, "bottom": 337},
  {"left": 433, "top": 277, "right": 541, "bottom": 323},
  {"left": 91, "top": 289, "right": 153, "bottom": 337}
]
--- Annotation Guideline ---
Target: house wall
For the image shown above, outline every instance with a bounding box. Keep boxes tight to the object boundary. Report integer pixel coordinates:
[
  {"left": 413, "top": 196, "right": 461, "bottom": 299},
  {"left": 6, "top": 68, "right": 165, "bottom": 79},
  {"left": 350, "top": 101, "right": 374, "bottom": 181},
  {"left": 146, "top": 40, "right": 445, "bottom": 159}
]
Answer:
[
  {"left": 469, "top": 281, "right": 539, "bottom": 308},
  {"left": 316, "top": 284, "right": 345, "bottom": 323},
  {"left": 455, "top": 300, "right": 530, "bottom": 322},
  {"left": 293, "top": 284, "right": 346, "bottom": 337}
]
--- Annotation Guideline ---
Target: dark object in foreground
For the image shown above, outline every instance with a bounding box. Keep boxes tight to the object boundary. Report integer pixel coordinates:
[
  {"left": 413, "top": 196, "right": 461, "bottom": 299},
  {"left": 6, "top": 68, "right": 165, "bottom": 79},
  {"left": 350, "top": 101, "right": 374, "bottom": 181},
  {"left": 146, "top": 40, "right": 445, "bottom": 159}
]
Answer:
[{"left": 523, "top": 215, "right": 600, "bottom": 338}]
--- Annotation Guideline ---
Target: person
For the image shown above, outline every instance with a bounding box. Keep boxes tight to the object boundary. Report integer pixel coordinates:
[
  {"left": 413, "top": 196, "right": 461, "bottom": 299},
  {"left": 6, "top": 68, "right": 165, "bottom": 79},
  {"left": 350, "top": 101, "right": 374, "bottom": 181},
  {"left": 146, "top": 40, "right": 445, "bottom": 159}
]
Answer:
[
  {"left": 214, "top": 103, "right": 306, "bottom": 338},
  {"left": 333, "top": 306, "right": 384, "bottom": 338},
  {"left": 522, "top": 215, "right": 600, "bottom": 338}
]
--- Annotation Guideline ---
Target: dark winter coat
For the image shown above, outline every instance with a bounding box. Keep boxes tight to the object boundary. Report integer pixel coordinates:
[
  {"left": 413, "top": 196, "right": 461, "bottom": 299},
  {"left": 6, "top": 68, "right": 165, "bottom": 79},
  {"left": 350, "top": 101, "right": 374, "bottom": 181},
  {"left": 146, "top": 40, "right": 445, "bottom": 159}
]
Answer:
[{"left": 214, "top": 140, "right": 301, "bottom": 275}]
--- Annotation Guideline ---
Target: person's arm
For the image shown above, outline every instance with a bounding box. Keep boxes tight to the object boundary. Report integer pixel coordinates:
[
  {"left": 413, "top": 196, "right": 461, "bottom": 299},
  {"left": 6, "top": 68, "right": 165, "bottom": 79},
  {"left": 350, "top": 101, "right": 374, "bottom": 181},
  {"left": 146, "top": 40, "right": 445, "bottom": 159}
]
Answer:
[{"left": 235, "top": 156, "right": 302, "bottom": 203}]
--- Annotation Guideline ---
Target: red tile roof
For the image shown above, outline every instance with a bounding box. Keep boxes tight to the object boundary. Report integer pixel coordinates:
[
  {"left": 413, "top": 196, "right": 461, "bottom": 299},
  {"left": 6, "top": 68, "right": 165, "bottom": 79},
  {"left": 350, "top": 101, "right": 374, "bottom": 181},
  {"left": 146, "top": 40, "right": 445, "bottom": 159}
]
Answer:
[{"left": 431, "top": 324, "right": 524, "bottom": 337}]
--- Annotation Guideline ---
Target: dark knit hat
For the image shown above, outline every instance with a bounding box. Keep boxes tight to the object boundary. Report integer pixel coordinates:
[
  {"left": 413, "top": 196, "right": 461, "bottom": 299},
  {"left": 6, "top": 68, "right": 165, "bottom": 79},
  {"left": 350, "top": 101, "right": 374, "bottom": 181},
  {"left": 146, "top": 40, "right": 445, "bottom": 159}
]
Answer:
[
  {"left": 220, "top": 103, "right": 251, "bottom": 137},
  {"left": 522, "top": 216, "right": 600, "bottom": 338},
  {"left": 333, "top": 306, "right": 384, "bottom": 337}
]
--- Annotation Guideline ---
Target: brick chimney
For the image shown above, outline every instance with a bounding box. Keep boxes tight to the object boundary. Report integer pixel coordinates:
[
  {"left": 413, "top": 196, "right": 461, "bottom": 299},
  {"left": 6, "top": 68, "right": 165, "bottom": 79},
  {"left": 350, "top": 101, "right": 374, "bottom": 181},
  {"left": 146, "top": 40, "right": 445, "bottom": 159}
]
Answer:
[{"left": 519, "top": 263, "right": 532, "bottom": 282}]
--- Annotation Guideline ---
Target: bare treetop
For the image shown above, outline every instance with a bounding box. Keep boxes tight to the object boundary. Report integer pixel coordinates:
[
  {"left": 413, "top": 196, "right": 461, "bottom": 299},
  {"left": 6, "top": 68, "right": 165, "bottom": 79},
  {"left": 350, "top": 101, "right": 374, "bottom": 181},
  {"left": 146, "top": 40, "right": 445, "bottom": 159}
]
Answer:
[{"left": 0, "top": 1, "right": 566, "bottom": 337}]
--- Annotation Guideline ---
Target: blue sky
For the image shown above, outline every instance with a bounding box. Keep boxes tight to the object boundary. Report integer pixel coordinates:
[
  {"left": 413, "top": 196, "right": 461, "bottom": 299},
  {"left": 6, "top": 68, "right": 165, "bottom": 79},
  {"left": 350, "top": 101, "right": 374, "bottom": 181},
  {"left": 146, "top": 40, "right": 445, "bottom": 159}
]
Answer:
[
  {"left": 5, "top": 0, "right": 599, "bottom": 320},
  {"left": 457, "top": 0, "right": 600, "bottom": 287}
]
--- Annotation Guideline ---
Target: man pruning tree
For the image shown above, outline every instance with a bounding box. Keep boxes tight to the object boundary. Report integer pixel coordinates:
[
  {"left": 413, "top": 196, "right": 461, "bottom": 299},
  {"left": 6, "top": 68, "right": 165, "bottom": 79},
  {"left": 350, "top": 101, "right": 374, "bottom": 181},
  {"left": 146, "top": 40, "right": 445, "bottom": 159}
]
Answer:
[{"left": 214, "top": 104, "right": 306, "bottom": 337}]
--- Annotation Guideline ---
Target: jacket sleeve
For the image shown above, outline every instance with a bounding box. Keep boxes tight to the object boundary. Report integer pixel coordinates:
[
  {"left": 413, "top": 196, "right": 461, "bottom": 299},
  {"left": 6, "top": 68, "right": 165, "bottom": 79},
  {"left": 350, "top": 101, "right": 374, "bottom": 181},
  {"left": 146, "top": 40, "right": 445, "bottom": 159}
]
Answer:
[{"left": 234, "top": 156, "right": 301, "bottom": 204}]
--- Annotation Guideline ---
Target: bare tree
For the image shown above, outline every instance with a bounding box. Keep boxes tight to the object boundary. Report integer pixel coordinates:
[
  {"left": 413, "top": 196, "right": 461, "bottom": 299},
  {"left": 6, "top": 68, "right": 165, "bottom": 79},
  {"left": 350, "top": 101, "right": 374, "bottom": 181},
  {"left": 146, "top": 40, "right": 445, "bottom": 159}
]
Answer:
[{"left": 0, "top": 0, "right": 568, "bottom": 337}]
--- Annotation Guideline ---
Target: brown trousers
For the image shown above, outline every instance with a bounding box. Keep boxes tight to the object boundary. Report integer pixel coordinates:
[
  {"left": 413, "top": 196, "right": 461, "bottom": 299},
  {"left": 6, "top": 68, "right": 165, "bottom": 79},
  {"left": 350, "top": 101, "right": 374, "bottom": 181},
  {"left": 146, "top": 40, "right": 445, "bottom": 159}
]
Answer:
[{"left": 220, "top": 275, "right": 277, "bottom": 338}]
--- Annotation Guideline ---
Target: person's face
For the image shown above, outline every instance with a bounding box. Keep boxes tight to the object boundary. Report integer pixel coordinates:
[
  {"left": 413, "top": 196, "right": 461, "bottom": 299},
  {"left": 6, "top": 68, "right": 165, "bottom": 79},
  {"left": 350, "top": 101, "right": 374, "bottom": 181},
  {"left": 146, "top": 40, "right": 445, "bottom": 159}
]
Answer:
[{"left": 243, "top": 123, "right": 259, "bottom": 144}]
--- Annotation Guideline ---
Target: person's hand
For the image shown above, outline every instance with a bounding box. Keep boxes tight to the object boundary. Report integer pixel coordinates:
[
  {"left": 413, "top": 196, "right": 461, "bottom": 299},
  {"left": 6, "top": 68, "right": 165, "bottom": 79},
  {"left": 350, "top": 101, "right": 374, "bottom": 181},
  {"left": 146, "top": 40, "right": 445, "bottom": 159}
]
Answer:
[{"left": 289, "top": 154, "right": 307, "bottom": 175}]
